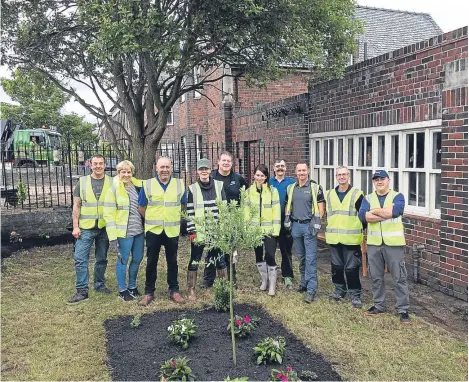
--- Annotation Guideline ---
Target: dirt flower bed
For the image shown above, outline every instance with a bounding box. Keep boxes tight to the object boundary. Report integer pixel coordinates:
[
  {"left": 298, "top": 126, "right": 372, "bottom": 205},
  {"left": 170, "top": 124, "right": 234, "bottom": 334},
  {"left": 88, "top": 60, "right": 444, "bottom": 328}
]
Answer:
[{"left": 104, "top": 303, "right": 341, "bottom": 381}]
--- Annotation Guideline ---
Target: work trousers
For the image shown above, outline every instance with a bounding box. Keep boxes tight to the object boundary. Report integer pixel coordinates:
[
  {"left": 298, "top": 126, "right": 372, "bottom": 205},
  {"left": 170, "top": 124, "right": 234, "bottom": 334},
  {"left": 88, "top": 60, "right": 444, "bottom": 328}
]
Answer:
[{"left": 329, "top": 243, "right": 362, "bottom": 299}]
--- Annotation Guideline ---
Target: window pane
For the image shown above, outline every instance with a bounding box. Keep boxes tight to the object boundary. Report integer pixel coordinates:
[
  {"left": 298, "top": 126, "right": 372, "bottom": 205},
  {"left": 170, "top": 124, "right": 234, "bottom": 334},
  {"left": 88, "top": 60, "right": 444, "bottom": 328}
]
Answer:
[
  {"left": 338, "top": 139, "right": 343, "bottom": 165},
  {"left": 359, "top": 138, "right": 364, "bottom": 166},
  {"left": 348, "top": 139, "right": 354, "bottom": 166},
  {"left": 315, "top": 141, "right": 320, "bottom": 165},
  {"left": 391, "top": 135, "right": 399, "bottom": 168},
  {"left": 367, "top": 170, "right": 373, "bottom": 193},
  {"left": 323, "top": 140, "right": 328, "bottom": 165},
  {"left": 406, "top": 134, "right": 414, "bottom": 168},
  {"left": 314, "top": 169, "right": 320, "bottom": 184},
  {"left": 366, "top": 137, "right": 372, "bottom": 167},
  {"left": 409, "top": 172, "right": 417, "bottom": 205},
  {"left": 433, "top": 132, "right": 442, "bottom": 169},
  {"left": 416, "top": 132, "right": 425, "bottom": 168},
  {"left": 349, "top": 170, "right": 354, "bottom": 187},
  {"left": 378, "top": 136, "right": 385, "bottom": 167},
  {"left": 435, "top": 173, "right": 441, "bottom": 209},
  {"left": 329, "top": 140, "right": 334, "bottom": 166},
  {"left": 326, "top": 168, "right": 333, "bottom": 190},
  {"left": 361, "top": 171, "right": 367, "bottom": 195},
  {"left": 418, "top": 172, "right": 426, "bottom": 207},
  {"left": 391, "top": 171, "right": 399, "bottom": 191}
]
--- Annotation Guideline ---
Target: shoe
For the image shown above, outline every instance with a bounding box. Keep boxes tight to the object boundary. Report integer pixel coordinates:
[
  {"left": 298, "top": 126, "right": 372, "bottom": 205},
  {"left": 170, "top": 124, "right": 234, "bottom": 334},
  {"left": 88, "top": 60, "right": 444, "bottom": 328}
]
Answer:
[
  {"left": 364, "top": 306, "right": 385, "bottom": 316},
  {"left": 67, "top": 288, "right": 89, "bottom": 304},
  {"left": 256, "top": 262, "right": 269, "bottom": 291},
  {"left": 128, "top": 288, "right": 140, "bottom": 297},
  {"left": 399, "top": 311, "right": 412, "bottom": 325},
  {"left": 138, "top": 294, "right": 155, "bottom": 306},
  {"left": 216, "top": 268, "right": 227, "bottom": 279},
  {"left": 329, "top": 291, "right": 345, "bottom": 302},
  {"left": 95, "top": 286, "right": 112, "bottom": 294},
  {"left": 351, "top": 298, "right": 363, "bottom": 309},
  {"left": 303, "top": 292, "right": 315, "bottom": 303},
  {"left": 119, "top": 289, "right": 135, "bottom": 302},
  {"left": 284, "top": 277, "right": 293, "bottom": 288},
  {"left": 187, "top": 270, "right": 197, "bottom": 302},
  {"left": 170, "top": 292, "right": 185, "bottom": 304},
  {"left": 268, "top": 266, "right": 278, "bottom": 296},
  {"left": 297, "top": 285, "right": 307, "bottom": 293}
]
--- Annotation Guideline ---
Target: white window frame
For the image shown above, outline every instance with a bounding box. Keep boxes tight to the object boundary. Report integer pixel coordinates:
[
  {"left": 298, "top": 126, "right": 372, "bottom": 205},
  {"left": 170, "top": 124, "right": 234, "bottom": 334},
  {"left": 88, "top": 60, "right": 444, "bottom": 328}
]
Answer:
[
  {"left": 310, "top": 120, "right": 442, "bottom": 219},
  {"left": 166, "top": 108, "right": 174, "bottom": 125},
  {"left": 193, "top": 67, "right": 201, "bottom": 99},
  {"left": 195, "top": 134, "right": 203, "bottom": 161}
]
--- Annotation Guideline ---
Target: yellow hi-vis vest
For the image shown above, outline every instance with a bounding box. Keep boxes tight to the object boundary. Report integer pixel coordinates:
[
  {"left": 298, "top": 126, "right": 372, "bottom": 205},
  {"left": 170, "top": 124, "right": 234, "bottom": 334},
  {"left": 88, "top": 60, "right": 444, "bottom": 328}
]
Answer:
[
  {"left": 245, "top": 184, "right": 281, "bottom": 236},
  {"left": 188, "top": 180, "right": 224, "bottom": 241},
  {"left": 143, "top": 177, "right": 184, "bottom": 237},
  {"left": 366, "top": 190, "right": 406, "bottom": 246},
  {"left": 78, "top": 175, "right": 111, "bottom": 229},
  {"left": 285, "top": 181, "right": 319, "bottom": 218},
  {"left": 325, "top": 187, "right": 364, "bottom": 245}
]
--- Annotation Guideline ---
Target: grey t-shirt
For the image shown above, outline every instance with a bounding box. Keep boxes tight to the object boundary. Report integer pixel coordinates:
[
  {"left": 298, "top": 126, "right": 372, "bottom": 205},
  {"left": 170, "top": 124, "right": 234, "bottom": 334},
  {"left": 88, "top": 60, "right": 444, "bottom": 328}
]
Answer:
[
  {"left": 290, "top": 180, "right": 325, "bottom": 220},
  {"left": 125, "top": 186, "right": 144, "bottom": 237},
  {"left": 73, "top": 176, "right": 106, "bottom": 230}
]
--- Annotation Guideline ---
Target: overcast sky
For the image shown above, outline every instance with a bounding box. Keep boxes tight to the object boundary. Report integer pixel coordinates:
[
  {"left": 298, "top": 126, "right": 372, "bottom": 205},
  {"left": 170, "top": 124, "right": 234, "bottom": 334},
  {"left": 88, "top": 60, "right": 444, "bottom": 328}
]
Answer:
[{"left": 1, "top": 0, "right": 468, "bottom": 122}]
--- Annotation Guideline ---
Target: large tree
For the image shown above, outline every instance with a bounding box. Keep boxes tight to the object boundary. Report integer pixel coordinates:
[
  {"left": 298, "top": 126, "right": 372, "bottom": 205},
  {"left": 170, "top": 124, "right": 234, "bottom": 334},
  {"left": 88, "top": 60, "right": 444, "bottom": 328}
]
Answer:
[{"left": 2, "top": 0, "right": 360, "bottom": 177}]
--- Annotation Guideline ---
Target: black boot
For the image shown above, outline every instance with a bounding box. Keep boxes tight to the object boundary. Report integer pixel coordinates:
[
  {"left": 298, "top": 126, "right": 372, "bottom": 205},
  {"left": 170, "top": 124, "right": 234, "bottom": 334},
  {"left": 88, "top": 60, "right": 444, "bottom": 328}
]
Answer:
[{"left": 202, "top": 264, "right": 216, "bottom": 288}]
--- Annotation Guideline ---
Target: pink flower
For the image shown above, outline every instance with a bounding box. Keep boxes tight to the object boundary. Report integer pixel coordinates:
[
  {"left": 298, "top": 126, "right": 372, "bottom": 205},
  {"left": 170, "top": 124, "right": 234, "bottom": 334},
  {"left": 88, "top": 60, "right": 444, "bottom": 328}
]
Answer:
[
  {"left": 286, "top": 366, "right": 292, "bottom": 372},
  {"left": 235, "top": 319, "right": 242, "bottom": 326},
  {"left": 171, "top": 360, "right": 177, "bottom": 368},
  {"left": 244, "top": 315, "right": 251, "bottom": 324},
  {"left": 281, "top": 375, "right": 288, "bottom": 382},
  {"left": 11, "top": 231, "right": 16, "bottom": 236},
  {"left": 276, "top": 373, "right": 283, "bottom": 379}
]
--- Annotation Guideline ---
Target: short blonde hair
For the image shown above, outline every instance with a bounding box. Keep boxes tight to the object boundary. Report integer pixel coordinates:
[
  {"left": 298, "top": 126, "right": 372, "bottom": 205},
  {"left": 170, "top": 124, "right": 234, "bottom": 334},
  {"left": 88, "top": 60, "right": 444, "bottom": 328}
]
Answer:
[{"left": 116, "top": 160, "right": 135, "bottom": 175}]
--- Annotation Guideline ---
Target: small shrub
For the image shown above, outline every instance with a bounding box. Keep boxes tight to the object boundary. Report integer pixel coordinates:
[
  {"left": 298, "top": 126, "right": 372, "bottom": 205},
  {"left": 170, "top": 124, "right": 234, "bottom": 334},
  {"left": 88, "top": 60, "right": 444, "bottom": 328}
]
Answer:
[
  {"left": 167, "top": 318, "right": 197, "bottom": 349},
  {"left": 9, "top": 231, "right": 23, "bottom": 243},
  {"left": 299, "top": 370, "right": 319, "bottom": 381},
  {"left": 224, "top": 377, "right": 249, "bottom": 381},
  {"left": 130, "top": 314, "right": 142, "bottom": 329},
  {"left": 213, "top": 277, "right": 232, "bottom": 312},
  {"left": 227, "top": 314, "right": 260, "bottom": 338},
  {"left": 159, "top": 357, "right": 196, "bottom": 381},
  {"left": 16, "top": 181, "right": 28, "bottom": 204},
  {"left": 253, "top": 336, "right": 286, "bottom": 365},
  {"left": 270, "top": 366, "right": 301, "bottom": 381}
]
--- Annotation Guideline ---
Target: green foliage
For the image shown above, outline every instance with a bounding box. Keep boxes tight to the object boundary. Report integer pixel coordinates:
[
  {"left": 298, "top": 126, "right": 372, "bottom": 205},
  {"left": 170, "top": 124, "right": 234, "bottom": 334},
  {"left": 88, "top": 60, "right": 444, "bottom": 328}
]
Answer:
[
  {"left": 299, "top": 370, "right": 319, "bottom": 381},
  {"left": 16, "top": 181, "right": 28, "bottom": 204},
  {"left": 224, "top": 377, "right": 249, "bottom": 381},
  {"left": 254, "top": 336, "right": 286, "bottom": 365},
  {"left": 167, "top": 318, "right": 197, "bottom": 350},
  {"left": 227, "top": 315, "right": 260, "bottom": 338},
  {"left": 130, "top": 314, "right": 142, "bottom": 329},
  {"left": 159, "top": 357, "right": 196, "bottom": 381},
  {"left": 270, "top": 366, "right": 301, "bottom": 381},
  {"left": 213, "top": 278, "right": 232, "bottom": 313},
  {"left": 56, "top": 113, "right": 98, "bottom": 146}
]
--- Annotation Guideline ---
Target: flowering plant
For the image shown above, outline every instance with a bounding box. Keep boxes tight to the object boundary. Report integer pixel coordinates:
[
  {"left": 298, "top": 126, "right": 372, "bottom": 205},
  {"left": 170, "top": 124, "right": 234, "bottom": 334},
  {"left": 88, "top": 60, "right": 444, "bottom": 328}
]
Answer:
[
  {"left": 270, "top": 366, "right": 301, "bottom": 381},
  {"left": 159, "top": 357, "right": 196, "bottom": 381},
  {"left": 227, "top": 314, "right": 260, "bottom": 338},
  {"left": 9, "top": 231, "right": 23, "bottom": 243},
  {"left": 130, "top": 314, "right": 142, "bottom": 329},
  {"left": 167, "top": 318, "right": 197, "bottom": 349},
  {"left": 253, "top": 336, "right": 286, "bottom": 365}
]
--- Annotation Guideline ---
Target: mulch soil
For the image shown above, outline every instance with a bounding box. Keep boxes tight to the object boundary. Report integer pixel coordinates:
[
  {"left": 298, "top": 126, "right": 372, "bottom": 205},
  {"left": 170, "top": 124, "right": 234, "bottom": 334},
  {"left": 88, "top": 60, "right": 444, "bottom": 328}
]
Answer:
[{"left": 104, "top": 303, "right": 341, "bottom": 381}]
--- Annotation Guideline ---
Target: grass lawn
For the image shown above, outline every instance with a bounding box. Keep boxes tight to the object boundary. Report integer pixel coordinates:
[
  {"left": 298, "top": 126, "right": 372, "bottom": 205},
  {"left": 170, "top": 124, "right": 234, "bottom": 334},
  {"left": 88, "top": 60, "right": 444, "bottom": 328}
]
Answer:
[{"left": 1, "top": 239, "right": 467, "bottom": 381}]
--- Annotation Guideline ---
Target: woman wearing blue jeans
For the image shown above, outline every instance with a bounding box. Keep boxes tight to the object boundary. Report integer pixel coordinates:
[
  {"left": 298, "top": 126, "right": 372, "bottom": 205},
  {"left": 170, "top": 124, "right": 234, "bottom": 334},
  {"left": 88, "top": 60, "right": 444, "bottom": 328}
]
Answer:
[{"left": 103, "top": 160, "right": 144, "bottom": 301}]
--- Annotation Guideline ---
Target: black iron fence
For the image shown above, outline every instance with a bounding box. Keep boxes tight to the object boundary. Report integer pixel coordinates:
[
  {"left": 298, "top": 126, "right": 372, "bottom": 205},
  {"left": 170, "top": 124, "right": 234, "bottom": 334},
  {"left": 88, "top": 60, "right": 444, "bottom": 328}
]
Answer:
[{"left": 1, "top": 141, "right": 281, "bottom": 211}]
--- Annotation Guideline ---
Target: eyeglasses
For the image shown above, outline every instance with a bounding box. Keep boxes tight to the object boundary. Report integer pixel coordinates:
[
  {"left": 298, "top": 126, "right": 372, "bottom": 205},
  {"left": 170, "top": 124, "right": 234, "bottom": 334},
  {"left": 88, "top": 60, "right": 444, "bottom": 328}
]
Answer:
[
  {"left": 274, "top": 165, "right": 285, "bottom": 168},
  {"left": 336, "top": 173, "right": 349, "bottom": 177}
]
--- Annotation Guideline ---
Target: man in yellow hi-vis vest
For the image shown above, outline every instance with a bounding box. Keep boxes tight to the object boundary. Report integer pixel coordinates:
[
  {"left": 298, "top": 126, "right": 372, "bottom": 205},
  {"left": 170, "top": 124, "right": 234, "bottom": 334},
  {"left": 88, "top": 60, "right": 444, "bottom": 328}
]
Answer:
[
  {"left": 137, "top": 156, "right": 186, "bottom": 306},
  {"left": 358, "top": 170, "right": 411, "bottom": 325},
  {"left": 325, "top": 166, "right": 365, "bottom": 309},
  {"left": 68, "top": 154, "right": 112, "bottom": 304}
]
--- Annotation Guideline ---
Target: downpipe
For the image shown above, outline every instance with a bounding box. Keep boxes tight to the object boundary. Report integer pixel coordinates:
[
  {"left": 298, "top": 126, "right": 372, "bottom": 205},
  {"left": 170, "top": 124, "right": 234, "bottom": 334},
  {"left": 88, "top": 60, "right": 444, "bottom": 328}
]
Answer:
[{"left": 412, "top": 244, "right": 426, "bottom": 283}]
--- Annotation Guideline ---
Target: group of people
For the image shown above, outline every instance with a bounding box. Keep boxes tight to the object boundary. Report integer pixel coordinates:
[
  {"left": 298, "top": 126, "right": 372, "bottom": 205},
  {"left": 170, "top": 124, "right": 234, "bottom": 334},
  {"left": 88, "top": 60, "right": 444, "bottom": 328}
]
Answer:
[{"left": 68, "top": 151, "right": 411, "bottom": 325}]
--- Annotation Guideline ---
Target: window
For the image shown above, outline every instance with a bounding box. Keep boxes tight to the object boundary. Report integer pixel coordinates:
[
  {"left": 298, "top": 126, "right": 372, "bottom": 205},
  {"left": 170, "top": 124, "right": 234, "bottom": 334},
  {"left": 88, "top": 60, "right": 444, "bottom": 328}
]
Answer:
[
  {"left": 180, "top": 92, "right": 186, "bottom": 103},
  {"left": 193, "top": 67, "right": 201, "bottom": 99},
  {"left": 195, "top": 134, "right": 203, "bottom": 161},
  {"left": 166, "top": 108, "right": 174, "bottom": 125},
  {"left": 310, "top": 122, "right": 442, "bottom": 218}
]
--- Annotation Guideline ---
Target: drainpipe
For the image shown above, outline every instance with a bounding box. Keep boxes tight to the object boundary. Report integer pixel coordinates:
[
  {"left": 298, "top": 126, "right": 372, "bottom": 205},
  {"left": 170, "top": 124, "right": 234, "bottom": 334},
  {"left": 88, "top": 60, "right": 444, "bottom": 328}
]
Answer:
[{"left": 412, "top": 244, "right": 425, "bottom": 283}]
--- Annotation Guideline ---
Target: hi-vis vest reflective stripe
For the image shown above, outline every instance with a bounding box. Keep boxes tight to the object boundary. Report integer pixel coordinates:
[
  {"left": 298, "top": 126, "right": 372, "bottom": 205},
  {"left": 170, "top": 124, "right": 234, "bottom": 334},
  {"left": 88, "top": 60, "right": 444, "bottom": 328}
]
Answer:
[
  {"left": 103, "top": 182, "right": 132, "bottom": 241},
  {"left": 366, "top": 190, "right": 406, "bottom": 246},
  {"left": 244, "top": 184, "right": 281, "bottom": 236},
  {"left": 143, "top": 177, "right": 183, "bottom": 237},
  {"left": 285, "top": 181, "right": 319, "bottom": 217},
  {"left": 188, "top": 180, "right": 224, "bottom": 241},
  {"left": 325, "top": 187, "right": 363, "bottom": 245},
  {"left": 79, "top": 175, "right": 111, "bottom": 229}
]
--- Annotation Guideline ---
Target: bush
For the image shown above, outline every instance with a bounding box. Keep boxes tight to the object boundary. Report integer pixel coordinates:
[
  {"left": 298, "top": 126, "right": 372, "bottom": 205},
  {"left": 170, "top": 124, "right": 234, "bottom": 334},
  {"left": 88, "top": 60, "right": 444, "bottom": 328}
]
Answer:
[
  {"left": 130, "top": 314, "right": 142, "bottom": 329},
  {"left": 270, "top": 366, "right": 301, "bottom": 381},
  {"left": 159, "top": 357, "right": 196, "bottom": 381},
  {"left": 213, "top": 278, "right": 232, "bottom": 312},
  {"left": 253, "top": 336, "right": 286, "bottom": 365},
  {"left": 167, "top": 318, "right": 197, "bottom": 349},
  {"left": 227, "top": 314, "right": 260, "bottom": 338}
]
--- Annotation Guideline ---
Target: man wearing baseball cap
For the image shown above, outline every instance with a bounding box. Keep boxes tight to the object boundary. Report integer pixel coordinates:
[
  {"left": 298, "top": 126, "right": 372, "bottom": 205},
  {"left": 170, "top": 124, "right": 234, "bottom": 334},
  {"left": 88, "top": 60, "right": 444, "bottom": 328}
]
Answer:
[
  {"left": 186, "top": 158, "right": 227, "bottom": 301},
  {"left": 358, "top": 170, "right": 411, "bottom": 325}
]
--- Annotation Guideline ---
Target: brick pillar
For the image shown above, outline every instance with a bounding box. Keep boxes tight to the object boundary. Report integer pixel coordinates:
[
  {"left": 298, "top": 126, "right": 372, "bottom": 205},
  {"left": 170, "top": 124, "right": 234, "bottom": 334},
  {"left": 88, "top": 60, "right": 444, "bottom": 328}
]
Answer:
[{"left": 440, "top": 58, "right": 468, "bottom": 301}]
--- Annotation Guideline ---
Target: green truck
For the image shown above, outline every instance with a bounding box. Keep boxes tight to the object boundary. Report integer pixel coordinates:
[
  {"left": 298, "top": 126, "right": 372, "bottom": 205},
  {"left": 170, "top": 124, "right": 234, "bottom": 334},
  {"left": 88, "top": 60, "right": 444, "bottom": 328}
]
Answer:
[{"left": 1, "top": 120, "right": 63, "bottom": 166}]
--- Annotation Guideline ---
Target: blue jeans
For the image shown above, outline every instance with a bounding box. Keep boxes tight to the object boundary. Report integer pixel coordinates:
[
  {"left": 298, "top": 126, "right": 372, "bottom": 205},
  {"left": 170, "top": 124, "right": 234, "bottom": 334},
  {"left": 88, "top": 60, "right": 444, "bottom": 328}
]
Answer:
[
  {"left": 116, "top": 233, "right": 145, "bottom": 292},
  {"left": 74, "top": 228, "right": 109, "bottom": 290},
  {"left": 291, "top": 222, "right": 318, "bottom": 295}
]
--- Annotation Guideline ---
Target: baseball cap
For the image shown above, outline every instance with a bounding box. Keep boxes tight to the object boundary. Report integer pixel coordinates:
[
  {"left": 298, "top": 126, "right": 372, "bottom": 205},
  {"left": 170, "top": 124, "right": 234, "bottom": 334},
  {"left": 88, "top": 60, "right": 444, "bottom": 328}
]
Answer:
[
  {"left": 372, "top": 170, "right": 389, "bottom": 180},
  {"left": 197, "top": 158, "right": 211, "bottom": 170}
]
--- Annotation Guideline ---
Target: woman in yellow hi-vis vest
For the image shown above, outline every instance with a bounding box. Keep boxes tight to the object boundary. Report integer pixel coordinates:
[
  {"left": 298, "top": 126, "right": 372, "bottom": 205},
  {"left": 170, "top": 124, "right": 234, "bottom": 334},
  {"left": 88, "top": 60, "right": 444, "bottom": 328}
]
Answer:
[
  {"left": 245, "top": 164, "right": 281, "bottom": 296},
  {"left": 358, "top": 170, "right": 411, "bottom": 325}
]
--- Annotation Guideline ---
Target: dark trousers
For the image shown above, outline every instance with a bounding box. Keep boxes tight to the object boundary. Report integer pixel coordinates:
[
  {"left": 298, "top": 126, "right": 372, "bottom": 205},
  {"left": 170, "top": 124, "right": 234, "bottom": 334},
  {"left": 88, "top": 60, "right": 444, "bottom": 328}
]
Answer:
[
  {"left": 330, "top": 243, "right": 362, "bottom": 299},
  {"left": 145, "top": 230, "right": 179, "bottom": 295},
  {"left": 188, "top": 243, "right": 226, "bottom": 271},
  {"left": 255, "top": 235, "right": 278, "bottom": 266},
  {"left": 278, "top": 225, "right": 294, "bottom": 278},
  {"left": 204, "top": 252, "right": 235, "bottom": 286}
]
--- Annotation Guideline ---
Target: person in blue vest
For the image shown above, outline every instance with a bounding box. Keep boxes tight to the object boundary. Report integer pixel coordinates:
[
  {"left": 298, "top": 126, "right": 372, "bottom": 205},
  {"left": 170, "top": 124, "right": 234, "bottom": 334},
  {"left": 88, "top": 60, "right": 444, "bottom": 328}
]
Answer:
[
  {"left": 269, "top": 159, "right": 296, "bottom": 288},
  {"left": 203, "top": 151, "right": 247, "bottom": 287},
  {"left": 358, "top": 170, "right": 411, "bottom": 325}
]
